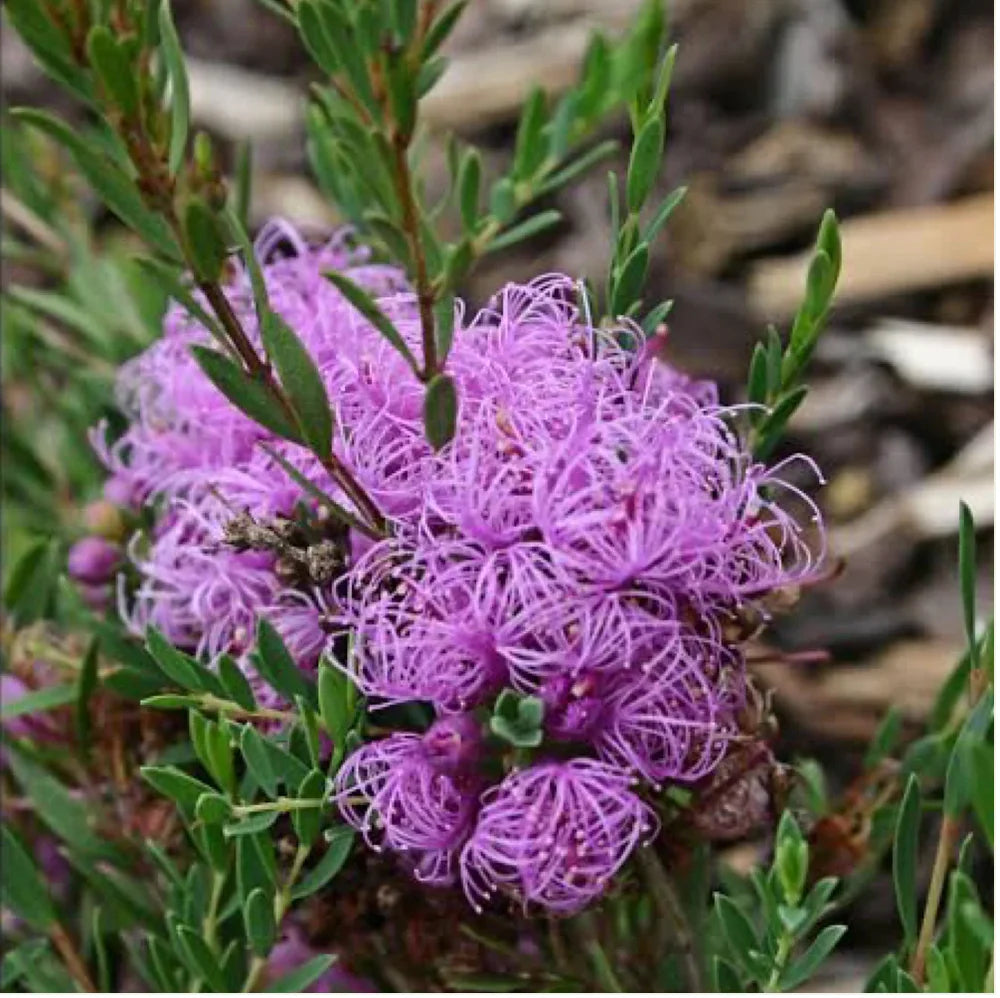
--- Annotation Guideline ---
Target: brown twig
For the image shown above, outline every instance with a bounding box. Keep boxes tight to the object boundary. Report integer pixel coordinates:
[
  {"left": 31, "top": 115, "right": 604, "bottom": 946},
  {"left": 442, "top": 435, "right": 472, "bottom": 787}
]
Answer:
[{"left": 50, "top": 921, "right": 97, "bottom": 992}]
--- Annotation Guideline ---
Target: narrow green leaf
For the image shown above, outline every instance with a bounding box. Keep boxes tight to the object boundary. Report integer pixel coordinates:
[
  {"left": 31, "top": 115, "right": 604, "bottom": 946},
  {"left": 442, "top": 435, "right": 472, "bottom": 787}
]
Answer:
[
  {"left": 291, "top": 826, "right": 355, "bottom": 899},
  {"left": 0, "top": 826, "right": 56, "bottom": 930},
  {"left": 232, "top": 140, "right": 253, "bottom": 229},
  {"left": 147, "top": 627, "right": 223, "bottom": 695},
  {"left": 74, "top": 638, "right": 100, "bottom": 752},
  {"left": 240, "top": 725, "right": 278, "bottom": 798},
  {"left": 176, "top": 926, "right": 227, "bottom": 991},
  {"left": 642, "top": 185, "right": 687, "bottom": 244},
  {"left": 422, "top": 1, "right": 468, "bottom": 62},
  {"left": 195, "top": 792, "right": 232, "bottom": 824},
  {"left": 190, "top": 345, "right": 302, "bottom": 442},
  {"left": 182, "top": 199, "right": 229, "bottom": 282},
  {"left": 136, "top": 257, "right": 229, "bottom": 348},
  {"left": 864, "top": 706, "right": 903, "bottom": 769},
  {"left": 244, "top": 887, "right": 277, "bottom": 957},
  {"left": 513, "top": 87, "right": 547, "bottom": 180},
  {"left": 86, "top": 26, "right": 138, "bottom": 116},
  {"left": 0, "top": 681, "right": 77, "bottom": 720},
  {"left": 423, "top": 373, "right": 458, "bottom": 451},
  {"left": 714, "top": 894, "right": 763, "bottom": 978},
  {"left": 260, "top": 310, "right": 332, "bottom": 458},
  {"left": 141, "top": 766, "right": 216, "bottom": 817},
  {"left": 4, "top": 0, "right": 92, "bottom": 97},
  {"left": 323, "top": 271, "right": 419, "bottom": 373},
  {"left": 291, "top": 770, "right": 327, "bottom": 846},
  {"left": 958, "top": 501, "right": 977, "bottom": 662},
  {"left": 224, "top": 811, "right": 279, "bottom": 837},
  {"left": 610, "top": 241, "right": 649, "bottom": 316},
  {"left": 157, "top": 1, "right": 191, "bottom": 174},
  {"left": 779, "top": 924, "right": 847, "bottom": 990},
  {"left": 535, "top": 139, "right": 619, "bottom": 198},
  {"left": 218, "top": 655, "right": 256, "bottom": 711},
  {"left": 11, "top": 109, "right": 179, "bottom": 258},
  {"left": 944, "top": 689, "right": 994, "bottom": 816},
  {"left": 458, "top": 149, "right": 482, "bottom": 232},
  {"left": 254, "top": 618, "right": 316, "bottom": 708},
  {"left": 626, "top": 112, "right": 664, "bottom": 213},
  {"left": 263, "top": 954, "right": 336, "bottom": 992},
  {"left": 893, "top": 774, "right": 921, "bottom": 951},
  {"left": 6, "top": 749, "right": 113, "bottom": 858},
  {"left": 487, "top": 209, "right": 562, "bottom": 255}
]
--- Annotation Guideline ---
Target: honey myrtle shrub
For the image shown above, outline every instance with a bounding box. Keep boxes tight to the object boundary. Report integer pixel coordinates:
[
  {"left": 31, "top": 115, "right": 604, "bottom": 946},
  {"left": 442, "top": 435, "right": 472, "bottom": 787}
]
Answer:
[{"left": 2, "top": 0, "right": 992, "bottom": 994}]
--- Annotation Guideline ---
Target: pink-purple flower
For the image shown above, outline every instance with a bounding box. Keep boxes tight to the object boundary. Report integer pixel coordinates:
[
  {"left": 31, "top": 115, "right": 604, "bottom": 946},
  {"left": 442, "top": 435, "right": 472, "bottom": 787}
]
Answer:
[{"left": 94, "top": 221, "right": 823, "bottom": 915}]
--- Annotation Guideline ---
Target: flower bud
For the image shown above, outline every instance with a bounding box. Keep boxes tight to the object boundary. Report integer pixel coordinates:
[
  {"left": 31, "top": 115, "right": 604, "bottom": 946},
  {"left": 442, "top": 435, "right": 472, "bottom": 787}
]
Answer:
[
  {"left": 67, "top": 536, "right": 120, "bottom": 586},
  {"left": 82, "top": 499, "right": 125, "bottom": 541},
  {"left": 422, "top": 714, "right": 483, "bottom": 774}
]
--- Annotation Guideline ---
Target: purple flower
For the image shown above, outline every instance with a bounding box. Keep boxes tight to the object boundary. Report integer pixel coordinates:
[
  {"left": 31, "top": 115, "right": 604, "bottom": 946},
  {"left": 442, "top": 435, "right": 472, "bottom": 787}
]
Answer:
[
  {"left": 334, "top": 717, "right": 483, "bottom": 884},
  {"left": 67, "top": 536, "right": 119, "bottom": 586},
  {"left": 459, "top": 759, "right": 656, "bottom": 915}
]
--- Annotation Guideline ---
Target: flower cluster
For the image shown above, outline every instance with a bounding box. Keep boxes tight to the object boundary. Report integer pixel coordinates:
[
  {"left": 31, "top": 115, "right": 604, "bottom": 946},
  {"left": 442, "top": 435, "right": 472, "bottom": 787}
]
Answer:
[{"left": 92, "top": 222, "right": 822, "bottom": 915}]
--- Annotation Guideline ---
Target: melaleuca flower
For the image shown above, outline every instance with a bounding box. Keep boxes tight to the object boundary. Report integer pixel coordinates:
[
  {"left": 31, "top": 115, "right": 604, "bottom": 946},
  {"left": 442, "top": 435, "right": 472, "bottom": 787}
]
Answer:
[
  {"left": 334, "top": 716, "right": 484, "bottom": 884},
  {"left": 459, "top": 759, "right": 656, "bottom": 914}
]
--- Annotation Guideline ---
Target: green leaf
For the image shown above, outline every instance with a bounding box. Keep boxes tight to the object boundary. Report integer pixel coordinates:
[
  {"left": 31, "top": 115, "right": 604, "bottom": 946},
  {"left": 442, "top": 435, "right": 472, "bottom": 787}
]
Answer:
[
  {"left": 626, "top": 112, "right": 664, "bottom": 213},
  {"left": 86, "top": 26, "right": 138, "bottom": 115},
  {"left": 893, "top": 774, "right": 921, "bottom": 951},
  {"left": 944, "top": 689, "right": 994, "bottom": 816},
  {"left": 779, "top": 924, "right": 847, "bottom": 990},
  {"left": 245, "top": 887, "right": 277, "bottom": 957},
  {"left": 317, "top": 663, "right": 353, "bottom": 745},
  {"left": 711, "top": 956, "right": 743, "bottom": 992},
  {"left": 240, "top": 725, "right": 278, "bottom": 798},
  {"left": 513, "top": 87, "right": 548, "bottom": 180},
  {"left": 714, "top": 894, "right": 763, "bottom": 979},
  {"left": 610, "top": 240, "right": 649, "bottom": 316},
  {"left": 176, "top": 925, "right": 227, "bottom": 991},
  {"left": 147, "top": 628, "right": 223, "bottom": 696},
  {"left": 74, "top": 637, "right": 100, "bottom": 752},
  {"left": 641, "top": 185, "right": 686, "bottom": 245},
  {"left": 925, "top": 944, "right": 951, "bottom": 992},
  {"left": 253, "top": 619, "right": 316, "bottom": 708},
  {"left": 754, "top": 385, "right": 809, "bottom": 461},
  {"left": 864, "top": 706, "right": 903, "bottom": 769},
  {"left": 141, "top": 693, "right": 202, "bottom": 710},
  {"left": 815, "top": 209, "right": 842, "bottom": 288},
  {"left": 929, "top": 650, "right": 974, "bottom": 732},
  {"left": 421, "top": 1, "right": 468, "bottom": 61},
  {"left": 135, "top": 257, "right": 229, "bottom": 347},
  {"left": 263, "top": 954, "right": 336, "bottom": 992},
  {"left": 386, "top": 55, "right": 417, "bottom": 140},
  {"left": 958, "top": 501, "right": 977, "bottom": 663},
  {"left": 190, "top": 345, "right": 302, "bottom": 442},
  {"left": 5, "top": 749, "right": 113, "bottom": 858},
  {"left": 458, "top": 149, "right": 482, "bottom": 231},
  {"left": 323, "top": 270, "right": 419, "bottom": 373},
  {"left": 0, "top": 826, "right": 56, "bottom": 930},
  {"left": 486, "top": 209, "right": 562, "bottom": 254},
  {"left": 12, "top": 110, "right": 180, "bottom": 257},
  {"left": 488, "top": 178, "right": 516, "bottom": 224},
  {"left": 218, "top": 655, "right": 256, "bottom": 711},
  {"left": 225, "top": 811, "right": 279, "bottom": 837},
  {"left": 4, "top": 0, "right": 92, "bottom": 98},
  {"left": 969, "top": 742, "right": 993, "bottom": 846},
  {"left": 157, "top": 1, "right": 191, "bottom": 175},
  {"left": 489, "top": 690, "right": 544, "bottom": 748},
  {"left": 141, "top": 765, "right": 216, "bottom": 817},
  {"left": 195, "top": 792, "right": 232, "bottom": 824},
  {"left": 182, "top": 198, "right": 229, "bottom": 282},
  {"left": 291, "top": 826, "right": 355, "bottom": 899},
  {"left": 0, "top": 681, "right": 77, "bottom": 720},
  {"left": 423, "top": 373, "right": 458, "bottom": 451},
  {"left": 291, "top": 770, "right": 327, "bottom": 846},
  {"left": 260, "top": 310, "right": 332, "bottom": 458},
  {"left": 535, "top": 139, "right": 619, "bottom": 198},
  {"left": 775, "top": 812, "right": 809, "bottom": 905}
]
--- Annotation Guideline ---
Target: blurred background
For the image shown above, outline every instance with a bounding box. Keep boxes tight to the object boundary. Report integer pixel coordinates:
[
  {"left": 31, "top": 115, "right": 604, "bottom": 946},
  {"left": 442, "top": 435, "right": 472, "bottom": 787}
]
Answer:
[{"left": 2, "top": 0, "right": 993, "bottom": 985}]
